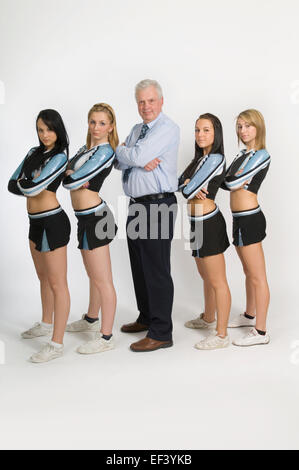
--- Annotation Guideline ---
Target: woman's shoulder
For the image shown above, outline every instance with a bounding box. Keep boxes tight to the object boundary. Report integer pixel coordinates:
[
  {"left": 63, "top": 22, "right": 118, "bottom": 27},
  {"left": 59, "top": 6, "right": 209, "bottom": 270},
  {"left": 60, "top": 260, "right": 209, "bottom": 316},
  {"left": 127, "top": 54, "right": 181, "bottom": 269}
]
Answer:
[
  {"left": 201, "top": 153, "right": 224, "bottom": 165},
  {"left": 26, "top": 146, "right": 39, "bottom": 157},
  {"left": 48, "top": 150, "right": 68, "bottom": 162},
  {"left": 255, "top": 148, "right": 270, "bottom": 157},
  {"left": 208, "top": 152, "right": 224, "bottom": 160},
  {"left": 93, "top": 143, "right": 114, "bottom": 156}
]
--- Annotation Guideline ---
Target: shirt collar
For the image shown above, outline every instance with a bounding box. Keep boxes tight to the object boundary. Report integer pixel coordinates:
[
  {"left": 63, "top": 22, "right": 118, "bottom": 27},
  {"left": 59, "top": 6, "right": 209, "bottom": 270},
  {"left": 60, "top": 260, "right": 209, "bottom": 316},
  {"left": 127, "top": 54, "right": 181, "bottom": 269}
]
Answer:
[{"left": 143, "top": 112, "right": 163, "bottom": 130}]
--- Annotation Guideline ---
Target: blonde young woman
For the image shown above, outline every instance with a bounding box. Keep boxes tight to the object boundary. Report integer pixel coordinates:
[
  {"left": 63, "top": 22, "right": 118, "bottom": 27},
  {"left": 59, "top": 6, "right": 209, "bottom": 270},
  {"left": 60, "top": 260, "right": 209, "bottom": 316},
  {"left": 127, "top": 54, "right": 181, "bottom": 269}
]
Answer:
[
  {"left": 63, "top": 103, "right": 118, "bottom": 354},
  {"left": 223, "top": 109, "right": 271, "bottom": 346},
  {"left": 180, "top": 113, "right": 231, "bottom": 349}
]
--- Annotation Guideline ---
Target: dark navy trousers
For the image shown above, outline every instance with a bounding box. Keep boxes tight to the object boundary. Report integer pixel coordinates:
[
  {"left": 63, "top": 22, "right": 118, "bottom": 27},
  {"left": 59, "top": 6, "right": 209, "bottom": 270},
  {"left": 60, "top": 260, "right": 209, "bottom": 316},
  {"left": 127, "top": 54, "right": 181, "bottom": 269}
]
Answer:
[{"left": 126, "top": 195, "right": 177, "bottom": 342}]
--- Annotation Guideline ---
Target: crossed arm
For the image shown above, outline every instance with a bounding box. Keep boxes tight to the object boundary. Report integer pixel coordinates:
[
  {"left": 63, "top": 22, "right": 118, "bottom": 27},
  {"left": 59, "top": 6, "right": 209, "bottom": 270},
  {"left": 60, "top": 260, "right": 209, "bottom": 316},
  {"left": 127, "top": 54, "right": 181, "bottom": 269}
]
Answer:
[
  {"left": 115, "top": 124, "right": 179, "bottom": 173},
  {"left": 224, "top": 149, "right": 270, "bottom": 191},
  {"left": 63, "top": 146, "right": 115, "bottom": 190},
  {"left": 179, "top": 154, "right": 225, "bottom": 200},
  {"left": 8, "top": 150, "right": 67, "bottom": 197}
]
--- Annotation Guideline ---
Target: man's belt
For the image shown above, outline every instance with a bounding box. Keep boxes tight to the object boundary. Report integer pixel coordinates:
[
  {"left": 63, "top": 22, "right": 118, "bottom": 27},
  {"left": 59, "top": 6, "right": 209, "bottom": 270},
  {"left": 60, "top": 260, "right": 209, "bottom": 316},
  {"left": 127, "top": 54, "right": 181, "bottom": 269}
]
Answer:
[{"left": 131, "top": 192, "right": 175, "bottom": 203}]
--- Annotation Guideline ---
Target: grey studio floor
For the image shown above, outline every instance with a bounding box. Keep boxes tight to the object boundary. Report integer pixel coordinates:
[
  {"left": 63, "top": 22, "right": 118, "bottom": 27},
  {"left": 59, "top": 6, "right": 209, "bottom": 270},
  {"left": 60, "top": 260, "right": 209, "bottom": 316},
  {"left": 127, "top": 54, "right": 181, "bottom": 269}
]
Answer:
[{"left": 0, "top": 283, "right": 298, "bottom": 451}]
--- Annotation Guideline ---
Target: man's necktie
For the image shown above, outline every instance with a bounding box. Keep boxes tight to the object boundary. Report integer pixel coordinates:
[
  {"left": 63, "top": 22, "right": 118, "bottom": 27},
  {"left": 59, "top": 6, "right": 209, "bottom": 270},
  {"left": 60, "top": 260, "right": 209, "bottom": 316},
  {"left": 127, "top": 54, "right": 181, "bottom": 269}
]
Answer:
[{"left": 122, "top": 124, "right": 149, "bottom": 184}]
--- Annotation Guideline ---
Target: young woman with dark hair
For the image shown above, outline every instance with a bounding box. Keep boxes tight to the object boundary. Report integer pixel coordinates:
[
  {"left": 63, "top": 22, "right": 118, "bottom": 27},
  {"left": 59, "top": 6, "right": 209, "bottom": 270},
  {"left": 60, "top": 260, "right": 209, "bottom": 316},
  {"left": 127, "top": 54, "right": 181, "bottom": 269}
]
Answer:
[
  {"left": 63, "top": 103, "right": 118, "bottom": 355},
  {"left": 224, "top": 109, "right": 271, "bottom": 346},
  {"left": 179, "top": 113, "right": 231, "bottom": 349},
  {"left": 8, "top": 109, "right": 71, "bottom": 362}
]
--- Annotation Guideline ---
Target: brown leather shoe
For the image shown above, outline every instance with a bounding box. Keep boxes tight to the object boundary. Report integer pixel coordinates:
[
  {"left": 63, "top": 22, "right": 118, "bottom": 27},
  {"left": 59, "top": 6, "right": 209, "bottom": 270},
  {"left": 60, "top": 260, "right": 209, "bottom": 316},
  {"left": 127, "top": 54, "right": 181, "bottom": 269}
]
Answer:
[
  {"left": 121, "top": 321, "right": 149, "bottom": 333},
  {"left": 130, "top": 337, "right": 173, "bottom": 352}
]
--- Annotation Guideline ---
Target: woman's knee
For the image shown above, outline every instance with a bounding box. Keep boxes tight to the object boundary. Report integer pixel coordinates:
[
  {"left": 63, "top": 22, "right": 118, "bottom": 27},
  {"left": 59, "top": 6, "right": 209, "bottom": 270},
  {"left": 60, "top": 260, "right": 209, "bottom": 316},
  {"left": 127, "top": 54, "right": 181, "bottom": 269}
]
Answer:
[
  {"left": 93, "top": 278, "right": 115, "bottom": 295},
  {"left": 47, "top": 276, "right": 68, "bottom": 293},
  {"left": 208, "top": 276, "right": 229, "bottom": 292},
  {"left": 246, "top": 272, "right": 267, "bottom": 288}
]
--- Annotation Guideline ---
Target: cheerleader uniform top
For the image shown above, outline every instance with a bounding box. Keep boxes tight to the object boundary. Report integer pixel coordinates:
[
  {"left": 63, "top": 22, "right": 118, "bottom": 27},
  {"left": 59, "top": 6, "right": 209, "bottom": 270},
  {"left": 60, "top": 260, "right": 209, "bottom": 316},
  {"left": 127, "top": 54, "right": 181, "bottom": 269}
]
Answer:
[
  {"left": 63, "top": 143, "right": 115, "bottom": 192},
  {"left": 178, "top": 153, "right": 226, "bottom": 200},
  {"left": 8, "top": 147, "right": 67, "bottom": 197},
  {"left": 222, "top": 148, "right": 270, "bottom": 194}
]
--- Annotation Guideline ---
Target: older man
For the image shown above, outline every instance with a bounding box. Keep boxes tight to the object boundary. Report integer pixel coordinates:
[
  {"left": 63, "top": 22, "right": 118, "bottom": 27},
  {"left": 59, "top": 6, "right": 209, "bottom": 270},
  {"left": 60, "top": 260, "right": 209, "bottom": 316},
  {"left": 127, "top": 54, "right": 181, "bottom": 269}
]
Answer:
[{"left": 115, "top": 79, "right": 180, "bottom": 352}]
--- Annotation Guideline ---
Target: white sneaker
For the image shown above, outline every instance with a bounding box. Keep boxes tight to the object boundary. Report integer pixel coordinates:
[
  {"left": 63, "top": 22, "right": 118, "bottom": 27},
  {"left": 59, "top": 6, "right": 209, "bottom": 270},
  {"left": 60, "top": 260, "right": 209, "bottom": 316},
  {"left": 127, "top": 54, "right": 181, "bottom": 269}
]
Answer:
[
  {"left": 228, "top": 313, "right": 256, "bottom": 328},
  {"left": 76, "top": 333, "right": 115, "bottom": 355},
  {"left": 29, "top": 343, "right": 64, "bottom": 363},
  {"left": 195, "top": 333, "right": 230, "bottom": 350},
  {"left": 21, "top": 322, "right": 53, "bottom": 339},
  {"left": 233, "top": 328, "right": 270, "bottom": 347},
  {"left": 66, "top": 314, "right": 100, "bottom": 333},
  {"left": 185, "top": 313, "right": 216, "bottom": 330}
]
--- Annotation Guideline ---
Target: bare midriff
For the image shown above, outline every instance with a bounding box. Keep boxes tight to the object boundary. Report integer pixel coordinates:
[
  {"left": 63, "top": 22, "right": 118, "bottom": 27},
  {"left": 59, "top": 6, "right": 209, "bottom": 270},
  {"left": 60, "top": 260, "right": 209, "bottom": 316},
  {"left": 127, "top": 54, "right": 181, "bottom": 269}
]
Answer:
[
  {"left": 187, "top": 198, "right": 216, "bottom": 217},
  {"left": 26, "top": 190, "right": 61, "bottom": 214},
  {"left": 70, "top": 188, "right": 102, "bottom": 211},
  {"left": 230, "top": 188, "right": 259, "bottom": 212}
]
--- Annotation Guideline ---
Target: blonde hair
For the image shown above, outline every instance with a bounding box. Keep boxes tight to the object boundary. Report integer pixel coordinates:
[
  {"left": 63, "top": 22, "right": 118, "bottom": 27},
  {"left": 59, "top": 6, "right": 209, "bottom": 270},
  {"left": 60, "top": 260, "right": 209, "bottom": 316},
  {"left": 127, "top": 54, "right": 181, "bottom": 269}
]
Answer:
[
  {"left": 236, "top": 109, "right": 266, "bottom": 150},
  {"left": 86, "top": 103, "right": 119, "bottom": 150}
]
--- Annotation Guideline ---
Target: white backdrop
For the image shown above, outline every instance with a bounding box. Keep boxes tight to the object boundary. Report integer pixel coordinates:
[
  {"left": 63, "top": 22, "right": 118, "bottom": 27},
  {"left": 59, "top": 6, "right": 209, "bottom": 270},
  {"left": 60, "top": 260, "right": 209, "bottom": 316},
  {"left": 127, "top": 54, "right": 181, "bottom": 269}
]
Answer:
[{"left": 0, "top": 0, "right": 299, "bottom": 450}]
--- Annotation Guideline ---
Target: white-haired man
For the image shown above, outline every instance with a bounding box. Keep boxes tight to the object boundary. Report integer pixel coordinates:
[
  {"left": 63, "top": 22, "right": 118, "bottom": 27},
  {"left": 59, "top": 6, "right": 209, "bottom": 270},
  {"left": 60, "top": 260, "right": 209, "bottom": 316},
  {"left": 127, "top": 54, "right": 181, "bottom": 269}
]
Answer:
[{"left": 115, "top": 79, "right": 180, "bottom": 352}]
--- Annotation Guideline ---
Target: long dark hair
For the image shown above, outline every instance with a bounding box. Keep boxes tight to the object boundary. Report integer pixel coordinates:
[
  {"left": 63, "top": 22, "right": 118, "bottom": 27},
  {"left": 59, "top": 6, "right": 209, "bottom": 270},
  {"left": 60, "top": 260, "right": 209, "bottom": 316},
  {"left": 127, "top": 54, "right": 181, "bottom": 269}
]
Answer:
[
  {"left": 23, "top": 109, "right": 69, "bottom": 178},
  {"left": 181, "top": 113, "right": 224, "bottom": 180}
]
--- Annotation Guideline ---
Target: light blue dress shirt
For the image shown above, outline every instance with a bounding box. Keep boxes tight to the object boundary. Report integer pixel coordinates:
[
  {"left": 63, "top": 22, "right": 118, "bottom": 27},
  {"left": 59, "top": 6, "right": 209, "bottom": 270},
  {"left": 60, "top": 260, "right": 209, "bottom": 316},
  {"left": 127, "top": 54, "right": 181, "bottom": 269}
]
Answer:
[{"left": 115, "top": 112, "right": 180, "bottom": 198}]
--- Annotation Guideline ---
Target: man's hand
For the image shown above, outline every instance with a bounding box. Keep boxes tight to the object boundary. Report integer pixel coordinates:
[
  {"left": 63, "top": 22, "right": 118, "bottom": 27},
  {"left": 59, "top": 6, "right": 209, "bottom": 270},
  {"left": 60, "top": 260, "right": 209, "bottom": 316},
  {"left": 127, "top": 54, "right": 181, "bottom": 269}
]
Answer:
[
  {"left": 144, "top": 157, "right": 161, "bottom": 172},
  {"left": 65, "top": 169, "right": 74, "bottom": 176}
]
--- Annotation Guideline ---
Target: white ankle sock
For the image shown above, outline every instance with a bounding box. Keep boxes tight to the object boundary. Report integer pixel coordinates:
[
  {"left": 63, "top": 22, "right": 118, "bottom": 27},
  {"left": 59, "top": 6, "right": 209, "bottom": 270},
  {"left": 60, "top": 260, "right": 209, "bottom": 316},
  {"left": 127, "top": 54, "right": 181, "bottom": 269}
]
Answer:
[
  {"left": 50, "top": 341, "right": 63, "bottom": 349},
  {"left": 41, "top": 321, "right": 52, "bottom": 329}
]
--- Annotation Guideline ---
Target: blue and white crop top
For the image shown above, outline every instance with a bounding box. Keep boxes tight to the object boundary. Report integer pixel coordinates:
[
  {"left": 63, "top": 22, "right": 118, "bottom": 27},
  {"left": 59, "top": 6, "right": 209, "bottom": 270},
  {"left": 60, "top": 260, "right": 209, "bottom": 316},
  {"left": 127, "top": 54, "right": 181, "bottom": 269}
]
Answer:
[
  {"left": 63, "top": 143, "right": 115, "bottom": 192},
  {"left": 178, "top": 153, "right": 226, "bottom": 200},
  {"left": 223, "top": 149, "right": 270, "bottom": 194},
  {"left": 8, "top": 147, "right": 68, "bottom": 197}
]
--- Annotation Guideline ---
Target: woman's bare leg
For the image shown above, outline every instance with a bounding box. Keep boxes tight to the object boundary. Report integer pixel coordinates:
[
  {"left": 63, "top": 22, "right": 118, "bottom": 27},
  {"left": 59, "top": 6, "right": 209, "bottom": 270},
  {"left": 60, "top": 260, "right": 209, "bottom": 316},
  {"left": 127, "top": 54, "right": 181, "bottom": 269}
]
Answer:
[
  {"left": 200, "top": 254, "right": 231, "bottom": 337},
  {"left": 42, "top": 246, "right": 70, "bottom": 344},
  {"left": 29, "top": 240, "right": 54, "bottom": 325},
  {"left": 236, "top": 247, "right": 256, "bottom": 317},
  {"left": 236, "top": 243, "right": 269, "bottom": 331},
  {"left": 195, "top": 258, "right": 216, "bottom": 322},
  {"left": 86, "top": 280, "right": 101, "bottom": 319},
  {"left": 81, "top": 245, "right": 116, "bottom": 336}
]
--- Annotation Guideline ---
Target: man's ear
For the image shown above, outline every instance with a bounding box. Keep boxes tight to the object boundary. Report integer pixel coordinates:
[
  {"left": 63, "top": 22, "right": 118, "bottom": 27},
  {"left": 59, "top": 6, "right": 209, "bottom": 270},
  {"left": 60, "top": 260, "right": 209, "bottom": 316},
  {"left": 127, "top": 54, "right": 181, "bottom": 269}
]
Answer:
[{"left": 161, "top": 97, "right": 164, "bottom": 106}]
